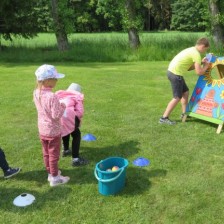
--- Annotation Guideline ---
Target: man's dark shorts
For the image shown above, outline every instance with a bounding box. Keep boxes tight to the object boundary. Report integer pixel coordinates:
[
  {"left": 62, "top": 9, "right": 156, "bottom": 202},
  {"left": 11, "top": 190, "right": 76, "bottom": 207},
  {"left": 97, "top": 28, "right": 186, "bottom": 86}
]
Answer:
[{"left": 167, "top": 70, "right": 189, "bottom": 99}]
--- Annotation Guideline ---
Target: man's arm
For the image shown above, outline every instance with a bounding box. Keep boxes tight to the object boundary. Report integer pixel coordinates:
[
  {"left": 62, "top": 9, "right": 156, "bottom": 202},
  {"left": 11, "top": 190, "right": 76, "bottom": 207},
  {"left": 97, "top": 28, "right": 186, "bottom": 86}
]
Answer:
[{"left": 194, "top": 61, "right": 210, "bottom": 75}]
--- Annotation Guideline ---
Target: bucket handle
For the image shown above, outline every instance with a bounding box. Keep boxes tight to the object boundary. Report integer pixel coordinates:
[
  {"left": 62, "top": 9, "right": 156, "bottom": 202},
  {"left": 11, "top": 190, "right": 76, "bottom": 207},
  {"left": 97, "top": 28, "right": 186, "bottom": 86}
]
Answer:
[{"left": 94, "top": 167, "right": 125, "bottom": 183}]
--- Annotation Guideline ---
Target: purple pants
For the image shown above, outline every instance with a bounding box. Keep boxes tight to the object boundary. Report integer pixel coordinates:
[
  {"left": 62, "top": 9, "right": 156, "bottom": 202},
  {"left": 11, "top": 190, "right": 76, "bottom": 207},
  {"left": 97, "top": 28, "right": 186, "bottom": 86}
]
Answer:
[{"left": 40, "top": 135, "right": 61, "bottom": 177}]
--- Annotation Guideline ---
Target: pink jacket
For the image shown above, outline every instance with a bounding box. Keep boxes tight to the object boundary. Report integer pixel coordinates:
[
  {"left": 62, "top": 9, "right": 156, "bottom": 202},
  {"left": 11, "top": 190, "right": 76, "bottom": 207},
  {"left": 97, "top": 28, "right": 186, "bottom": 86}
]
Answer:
[
  {"left": 33, "top": 88, "right": 66, "bottom": 137},
  {"left": 55, "top": 90, "right": 84, "bottom": 137}
]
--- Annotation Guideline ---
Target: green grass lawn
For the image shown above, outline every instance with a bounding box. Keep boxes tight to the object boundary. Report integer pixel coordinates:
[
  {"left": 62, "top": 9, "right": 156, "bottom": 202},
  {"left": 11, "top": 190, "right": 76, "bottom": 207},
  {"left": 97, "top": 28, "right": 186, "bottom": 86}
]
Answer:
[{"left": 1, "top": 61, "right": 224, "bottom": 224}]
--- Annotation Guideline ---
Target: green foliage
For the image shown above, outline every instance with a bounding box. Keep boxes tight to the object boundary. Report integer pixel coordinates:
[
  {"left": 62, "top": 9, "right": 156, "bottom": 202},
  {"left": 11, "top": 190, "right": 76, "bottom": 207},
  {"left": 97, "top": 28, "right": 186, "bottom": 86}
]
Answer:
[
  {"left": 96, "top": 0, "right": 122, "bottom": 30},
  {"left": 0, "top": 0, "right": 41, "bottom": 40},
  {"left": 209, "top": 1, "right": 224, "bottom": 26},
  {"left": 171, "top": 0, "right": 209, "bottom": 31},
  {"left": 71, "top": 0, "right": 109, "bottom": 32},
  {"left": 121, "top": 0, "right": 144, "bottom": 31},
  {"left": 34, "top": 0, "right": 52, "bottom": 32},
  {"left": 144, "top": 0, "right": 172, "bottom": 30},
  {"left": 55, "top": 0, "right": 74, "bottom": 34}
]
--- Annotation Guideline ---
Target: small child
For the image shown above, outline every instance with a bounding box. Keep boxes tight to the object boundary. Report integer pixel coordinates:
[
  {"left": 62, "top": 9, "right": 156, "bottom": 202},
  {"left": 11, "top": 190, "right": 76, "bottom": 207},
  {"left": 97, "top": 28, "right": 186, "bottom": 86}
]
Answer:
[
  {"left": 33, "top": 64, "right": 70, "bottom": 187},
  {"left": 0, "top": 147, "right": 20, "bottom": 178},
  {"left": 56, "top": 83, "right": 89, "bottom": 166}
]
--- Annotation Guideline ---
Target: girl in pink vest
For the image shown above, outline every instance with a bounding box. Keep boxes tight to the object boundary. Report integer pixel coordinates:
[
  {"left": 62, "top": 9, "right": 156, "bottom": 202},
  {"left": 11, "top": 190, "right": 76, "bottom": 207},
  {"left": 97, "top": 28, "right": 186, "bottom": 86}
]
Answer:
[{"left": 56, "top": 83, "right": 89, "bottom": 166}]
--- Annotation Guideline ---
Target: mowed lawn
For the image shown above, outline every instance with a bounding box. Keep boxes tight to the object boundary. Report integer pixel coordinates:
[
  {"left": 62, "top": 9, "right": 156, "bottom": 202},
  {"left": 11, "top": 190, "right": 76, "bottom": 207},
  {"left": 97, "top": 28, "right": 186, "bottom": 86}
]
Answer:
[{"left": 1, "top": 61, "right": 224, "bottom": 224}]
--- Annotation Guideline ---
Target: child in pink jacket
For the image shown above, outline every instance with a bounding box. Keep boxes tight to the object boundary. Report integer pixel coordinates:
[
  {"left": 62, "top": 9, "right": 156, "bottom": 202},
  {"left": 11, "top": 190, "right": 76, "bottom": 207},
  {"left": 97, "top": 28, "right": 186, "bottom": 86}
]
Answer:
[
  {"left": 56, "top": 83, "right": 89, "bottom": 166},
  {"left": 33, "top": 64, "right": 70, "bottom": 186}
]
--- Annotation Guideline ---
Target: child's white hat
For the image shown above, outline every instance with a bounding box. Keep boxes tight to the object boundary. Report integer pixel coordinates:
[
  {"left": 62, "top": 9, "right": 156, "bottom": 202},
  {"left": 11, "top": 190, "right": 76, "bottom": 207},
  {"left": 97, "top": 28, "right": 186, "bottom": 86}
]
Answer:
[
  {"left": 35, "top": 64, "right": 65, "bottom": 81},
  {"left": 67, "top": 83, "right": 82, "bottom": 92}
]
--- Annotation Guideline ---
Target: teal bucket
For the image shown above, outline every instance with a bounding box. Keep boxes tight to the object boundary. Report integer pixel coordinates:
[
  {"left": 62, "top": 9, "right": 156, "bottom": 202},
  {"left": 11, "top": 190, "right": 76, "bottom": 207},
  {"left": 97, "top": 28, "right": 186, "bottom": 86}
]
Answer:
[{"left": 94, "top": 157, "right": 129, "bottom": 195}]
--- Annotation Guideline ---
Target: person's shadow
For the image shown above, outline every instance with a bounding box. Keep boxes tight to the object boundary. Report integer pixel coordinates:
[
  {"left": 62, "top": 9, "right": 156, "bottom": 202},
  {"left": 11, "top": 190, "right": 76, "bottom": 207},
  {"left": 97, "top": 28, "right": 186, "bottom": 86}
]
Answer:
[
  {"left": 14, "top": 140, "right": 141, "bottom": 185},
  {"left": 8, "top": 140, "right": 167, "bottom": 196}
]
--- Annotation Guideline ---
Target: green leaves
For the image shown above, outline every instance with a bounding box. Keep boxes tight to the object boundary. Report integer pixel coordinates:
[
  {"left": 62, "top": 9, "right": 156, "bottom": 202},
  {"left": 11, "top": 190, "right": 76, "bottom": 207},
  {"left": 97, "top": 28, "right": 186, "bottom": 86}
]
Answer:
[{"left": 171, "top": 0, "right": 209, "bottom": 31}]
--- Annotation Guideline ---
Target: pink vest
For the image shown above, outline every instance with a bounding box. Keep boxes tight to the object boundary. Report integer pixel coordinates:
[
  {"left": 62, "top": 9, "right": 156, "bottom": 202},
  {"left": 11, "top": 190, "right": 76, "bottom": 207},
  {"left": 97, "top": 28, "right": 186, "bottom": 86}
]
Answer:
[{"left": 55, "top": 90, "right": 84, "bottom": 137}]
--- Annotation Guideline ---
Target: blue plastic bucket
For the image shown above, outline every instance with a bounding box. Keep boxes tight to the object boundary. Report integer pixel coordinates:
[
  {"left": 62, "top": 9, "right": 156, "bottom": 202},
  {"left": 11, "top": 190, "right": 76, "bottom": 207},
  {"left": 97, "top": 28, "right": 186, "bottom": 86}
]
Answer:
[{"left": 94, "top": 157, "right": 129, "bottom": 195}]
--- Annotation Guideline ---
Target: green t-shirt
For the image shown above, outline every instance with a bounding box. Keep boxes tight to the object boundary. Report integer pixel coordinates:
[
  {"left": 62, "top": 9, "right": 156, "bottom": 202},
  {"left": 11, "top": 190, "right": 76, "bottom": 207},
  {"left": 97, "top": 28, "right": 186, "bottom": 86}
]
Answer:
[{"left": 168, "top": 47, "right": 201, "bottom": 76}]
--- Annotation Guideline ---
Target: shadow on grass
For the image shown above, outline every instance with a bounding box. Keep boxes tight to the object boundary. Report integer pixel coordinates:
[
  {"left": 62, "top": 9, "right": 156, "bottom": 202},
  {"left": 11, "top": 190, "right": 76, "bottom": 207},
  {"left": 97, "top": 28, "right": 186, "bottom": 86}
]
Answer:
[
  {"left": 10, "top": 140, "right": 141, "bottom": 185},
  {"left": 2, "top": 140, "right": 160, "bottom": 198},
  {"left": 81, "top": 140, "right": 141, "bottom": 164},
  {"left": 180, "top": 117, "right": 219, "bottom": 132},
  {"left": 0, "top": 61, "right": 136, "bottom": 69},
  {"left": 0, "top": 40, "right": 129, "bottom": 63},
  {"left": 120, "top": 167, "right": 167, "bottom": 196},
  {"left": 0, "top": 186, "right": 71, "bottom": 212}
]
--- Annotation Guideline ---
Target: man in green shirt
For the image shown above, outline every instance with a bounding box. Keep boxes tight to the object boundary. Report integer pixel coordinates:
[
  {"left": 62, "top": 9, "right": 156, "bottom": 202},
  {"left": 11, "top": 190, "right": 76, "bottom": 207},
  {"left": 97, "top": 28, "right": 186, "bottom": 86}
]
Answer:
[{"left": 159, "top": 37, "right": 210, "bottom": 125}]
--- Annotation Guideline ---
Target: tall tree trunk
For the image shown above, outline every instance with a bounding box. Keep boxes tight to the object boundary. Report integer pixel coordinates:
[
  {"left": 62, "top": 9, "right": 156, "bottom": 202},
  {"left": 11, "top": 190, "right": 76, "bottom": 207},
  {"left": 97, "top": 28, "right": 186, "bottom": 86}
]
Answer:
[
  {"left": 209, "top": 0, "right": 224, "bottom": 46},
  {"left": 125, "top": 0, "right": 140, "bottom": 49},
  {"left": 128, "top": 28, "right": 140, "bottom": 49},
  {"left": 147, "top": 9, "right": 151, "bottom": 31},
  {"left": 51, "top": 0, "right": 69, "bottom": 51}
]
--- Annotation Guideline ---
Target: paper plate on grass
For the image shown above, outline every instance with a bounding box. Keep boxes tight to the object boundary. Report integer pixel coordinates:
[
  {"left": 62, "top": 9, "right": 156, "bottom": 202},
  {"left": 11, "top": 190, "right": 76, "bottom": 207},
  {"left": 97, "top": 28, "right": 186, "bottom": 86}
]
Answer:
[
  {"left": 133, "top": 157, "right": 150, "bottom": 167},
  {"left": 82, "top": 133, "right": 96, "bottom": 141},
  {"left": 13, "top": 193, "right": 35, "bottom": 207}
]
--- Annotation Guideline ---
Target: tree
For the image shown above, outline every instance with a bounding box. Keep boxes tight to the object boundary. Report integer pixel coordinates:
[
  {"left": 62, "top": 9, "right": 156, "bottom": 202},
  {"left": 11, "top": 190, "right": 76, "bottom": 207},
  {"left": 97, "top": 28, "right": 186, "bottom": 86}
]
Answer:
[
  {"left": 171, "top": 0, "right": 209, "bottom": 31},
  {"left": 124, "top": 0, "right": 141, "bottom": 49},
  {"left": 70, "top": 0, "right": 112, "bottom": 32},
  {"left": 51, "top": 0, "right": 71, "bottom": 51},
  {"left": 0, "top": 0, "right": 40, "bottom": 46},
  {"left": 144, "top": 0, "right": 172, "bottom": 30},
  {"left": 209, "top": 0, "right": 224, "bottom": 47},
  {"left": 97, "top": 0, "right": 143, "bottom": 49}
]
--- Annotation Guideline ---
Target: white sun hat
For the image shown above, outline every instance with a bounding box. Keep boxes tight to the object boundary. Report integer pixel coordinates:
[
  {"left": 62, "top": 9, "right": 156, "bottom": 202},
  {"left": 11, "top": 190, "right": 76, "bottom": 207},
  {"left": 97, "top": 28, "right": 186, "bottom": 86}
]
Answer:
[
  {"left": 13, "top": 193, "right": 35, "bottom": 207},
  {"left": 67, "top": 83, "right": 82, "bottom": 92},
  {"left": 35, "top": 64, "right": 65, "bottom": 81}
]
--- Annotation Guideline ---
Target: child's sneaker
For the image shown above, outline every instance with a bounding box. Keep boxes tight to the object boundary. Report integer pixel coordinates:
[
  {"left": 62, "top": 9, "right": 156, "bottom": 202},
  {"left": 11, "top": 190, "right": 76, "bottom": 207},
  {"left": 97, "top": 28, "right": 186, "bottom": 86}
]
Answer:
[
  {"left": 72, "top": 157, "right": 89, "bottom": 167},
  {"left": 4, "top": 167, "right": 21, "bottom": 179},
  {"left": 48, "top": 170, "right": 61, "bottom": 182},
  {"left": 62, "top": 149, "right": 71, "bottom": 157},
  {"left": 50, "top": 175, "right": 70, "bottom": 187},
  {"left": 159, "top": 117, "right": 176, "bottom": 125}
]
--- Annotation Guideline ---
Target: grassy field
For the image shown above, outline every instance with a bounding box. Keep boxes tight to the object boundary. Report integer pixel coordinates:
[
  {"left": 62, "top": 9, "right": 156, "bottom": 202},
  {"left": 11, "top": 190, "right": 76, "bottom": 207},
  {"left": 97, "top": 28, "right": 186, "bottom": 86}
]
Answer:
[
  {"left": 1, "top": 61, "right": 224, "bottom": 224},
  {"left": 0, "top": 32, "right": 220, "bottom": 63}
]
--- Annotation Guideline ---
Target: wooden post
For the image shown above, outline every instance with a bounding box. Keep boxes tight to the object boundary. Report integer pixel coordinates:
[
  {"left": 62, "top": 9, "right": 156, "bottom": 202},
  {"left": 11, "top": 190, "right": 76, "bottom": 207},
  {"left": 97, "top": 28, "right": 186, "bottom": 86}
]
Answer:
[
  {"left": 216, "top": 123, "right": 223, "bottom": 134},
  {"left": 182, "top": 114, "right": 187, "bottom": 122}
]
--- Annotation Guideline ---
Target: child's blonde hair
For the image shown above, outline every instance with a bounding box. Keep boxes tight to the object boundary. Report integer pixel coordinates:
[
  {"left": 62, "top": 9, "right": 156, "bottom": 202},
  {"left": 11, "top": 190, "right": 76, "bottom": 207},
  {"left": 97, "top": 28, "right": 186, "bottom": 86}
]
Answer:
[{"left": 35, "top": 78, "right": 58, "bottom": 104}]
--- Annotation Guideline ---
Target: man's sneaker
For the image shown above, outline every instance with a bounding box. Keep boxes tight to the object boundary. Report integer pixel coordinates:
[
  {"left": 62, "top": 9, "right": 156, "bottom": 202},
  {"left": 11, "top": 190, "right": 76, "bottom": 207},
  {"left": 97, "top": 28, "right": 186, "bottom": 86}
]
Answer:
[
  {"left": 159, "top": 117, "right": 176, "bottom": 125},
  {"left": 50, "top": 175, "right": 70, "bottom": 187},
  {"left": 62, "top": 149, "right": 71, "bottom": 157},
  {"left": 72, "top": 157, "right": 89, "bottom": 167},
  {"left": 4, "top": 167, "right": 21, "bottom": 179},
  {"left": 48, "top": 170, "right": 61, "bottom": 182}
]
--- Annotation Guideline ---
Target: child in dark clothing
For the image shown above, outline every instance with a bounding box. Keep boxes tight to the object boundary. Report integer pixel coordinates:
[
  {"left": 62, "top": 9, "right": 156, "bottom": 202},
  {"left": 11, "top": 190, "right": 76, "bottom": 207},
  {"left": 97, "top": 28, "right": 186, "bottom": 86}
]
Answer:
[
  {"left": 0, "top": 147, "right": 20, "bottom": 178},
  {"left": 56, "top": 83, "right": 88, "bottom": 166}
]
